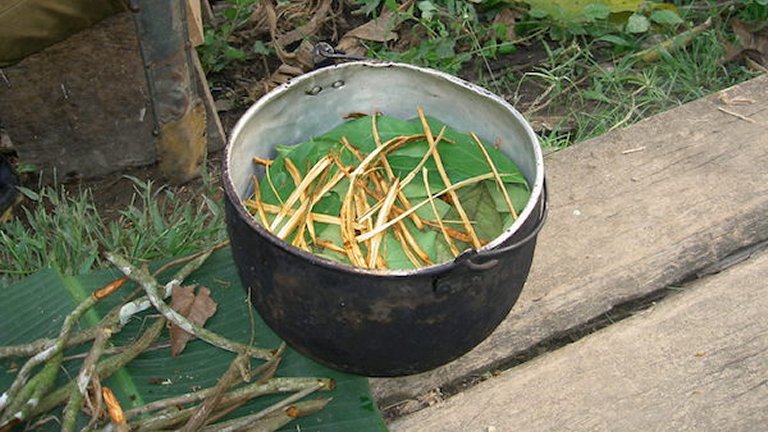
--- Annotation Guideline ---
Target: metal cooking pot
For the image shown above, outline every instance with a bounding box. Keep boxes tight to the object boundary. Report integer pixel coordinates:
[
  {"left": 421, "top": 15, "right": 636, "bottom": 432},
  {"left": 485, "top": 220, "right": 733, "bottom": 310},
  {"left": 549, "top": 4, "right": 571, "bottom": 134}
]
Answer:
[{"left": 223, "top": 62, "right": 546, "bottom": 377}]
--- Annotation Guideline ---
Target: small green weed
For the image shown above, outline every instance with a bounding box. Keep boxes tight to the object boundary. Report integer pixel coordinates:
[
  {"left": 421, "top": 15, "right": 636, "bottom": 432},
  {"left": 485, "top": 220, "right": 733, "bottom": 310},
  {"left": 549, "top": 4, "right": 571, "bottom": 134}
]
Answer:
[
  {"left": 0, "top": 176, "right": 226, "bottom": 285},
  {"left": 197, "top": 0, "right": 263, "bottom": 73},
  {"left": 360, "top": 1, "right": 515, "bottom": 74}
]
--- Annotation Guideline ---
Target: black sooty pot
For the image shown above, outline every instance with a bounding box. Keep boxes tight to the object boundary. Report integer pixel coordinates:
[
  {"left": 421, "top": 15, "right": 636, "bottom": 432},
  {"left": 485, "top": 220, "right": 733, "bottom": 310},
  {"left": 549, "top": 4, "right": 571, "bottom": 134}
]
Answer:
[{"left": 223, "top": 62, "right": 547, "bottom": 377}]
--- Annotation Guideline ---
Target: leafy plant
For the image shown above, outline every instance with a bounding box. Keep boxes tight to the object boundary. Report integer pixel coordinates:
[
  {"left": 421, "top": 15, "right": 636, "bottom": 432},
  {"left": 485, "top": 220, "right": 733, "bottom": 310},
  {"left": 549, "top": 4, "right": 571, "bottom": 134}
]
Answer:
[
  {"left": 0, "top": 176, "right": 226, "bottom": 285},
  {"left": 521, "top": 0, "right": 644, "bottom": 22},
  {"left": 197, "top": 0, "right": 261, "bottom": 73},
  {"left": 515, "top": 0, "right": 686, "bottom": 44}
]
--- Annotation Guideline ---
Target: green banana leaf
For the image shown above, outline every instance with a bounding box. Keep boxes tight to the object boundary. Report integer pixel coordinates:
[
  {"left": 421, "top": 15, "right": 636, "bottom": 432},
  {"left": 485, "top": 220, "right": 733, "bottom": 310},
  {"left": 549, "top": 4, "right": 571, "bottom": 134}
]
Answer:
[{"left": 0, "top": 249, "right": 388, "bottom": 431}]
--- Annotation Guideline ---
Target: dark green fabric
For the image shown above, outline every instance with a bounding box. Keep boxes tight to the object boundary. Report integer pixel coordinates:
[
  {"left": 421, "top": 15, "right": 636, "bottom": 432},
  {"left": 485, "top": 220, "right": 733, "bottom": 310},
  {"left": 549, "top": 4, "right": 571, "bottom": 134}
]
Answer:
[{"left": 0, "top": 0, "right": 127, "bottom": 66}]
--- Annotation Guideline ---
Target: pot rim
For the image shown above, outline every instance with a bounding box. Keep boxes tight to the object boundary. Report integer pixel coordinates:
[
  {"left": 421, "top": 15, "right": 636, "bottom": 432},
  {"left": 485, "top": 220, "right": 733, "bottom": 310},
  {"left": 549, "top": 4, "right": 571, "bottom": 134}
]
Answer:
[{"left": 223, "top": 61, "right": 545, "bottom": 277}]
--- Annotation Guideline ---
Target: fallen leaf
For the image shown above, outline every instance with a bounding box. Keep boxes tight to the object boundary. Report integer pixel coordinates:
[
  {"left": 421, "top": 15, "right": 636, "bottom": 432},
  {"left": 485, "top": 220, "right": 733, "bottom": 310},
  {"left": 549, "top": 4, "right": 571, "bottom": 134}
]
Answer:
[
  {"left": 723, "top": 19, "right": 768, "bottom": 70},
  {"left": 169, "top": 285, "right": 218, "bottom": 356},
  {"left": 344, "top": 10, "right": 399, "bottom": 42},
  {"left": 338, "top": 1, "right": 413, "bottom": 57}
]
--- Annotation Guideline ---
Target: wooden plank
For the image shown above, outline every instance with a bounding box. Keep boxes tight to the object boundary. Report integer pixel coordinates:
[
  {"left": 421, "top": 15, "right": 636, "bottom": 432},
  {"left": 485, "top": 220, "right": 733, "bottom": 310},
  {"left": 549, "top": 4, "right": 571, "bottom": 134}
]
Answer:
[
  {"left": 390, "top": 250, "right": 768, "bottom": 431},
  {"left": 186, "top": 0, "right": 205, "bottom": 47},
  {"left": 372, "top": 74, "right": 768, "bottom": 408},
  {"left": 0, "top": 12, "right": 156, "bottom": 181}
]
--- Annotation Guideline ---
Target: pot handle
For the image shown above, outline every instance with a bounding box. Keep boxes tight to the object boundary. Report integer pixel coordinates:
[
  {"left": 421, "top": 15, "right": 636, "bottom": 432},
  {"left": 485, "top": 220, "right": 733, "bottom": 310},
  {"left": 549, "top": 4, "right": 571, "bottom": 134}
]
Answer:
[{"left": 456, "top": 181, "right": 548, "bottom": 271}]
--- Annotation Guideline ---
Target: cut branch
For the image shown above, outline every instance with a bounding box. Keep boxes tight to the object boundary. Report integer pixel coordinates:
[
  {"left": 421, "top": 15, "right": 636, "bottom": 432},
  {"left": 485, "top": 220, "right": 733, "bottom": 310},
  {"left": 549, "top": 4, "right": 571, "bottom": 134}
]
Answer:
[{"left": 107, "top": 254, "right": 275, "bottom": 360}]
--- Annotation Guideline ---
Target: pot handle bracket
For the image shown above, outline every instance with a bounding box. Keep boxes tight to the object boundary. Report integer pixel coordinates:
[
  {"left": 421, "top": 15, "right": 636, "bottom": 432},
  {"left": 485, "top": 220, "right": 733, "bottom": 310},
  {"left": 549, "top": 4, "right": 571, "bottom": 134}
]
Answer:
[
  {"left": 457, "top": 181, "right": 549, "bottom": 271},
  {"left": 312, "top": 42, "right": 367, "bottom": 69}
]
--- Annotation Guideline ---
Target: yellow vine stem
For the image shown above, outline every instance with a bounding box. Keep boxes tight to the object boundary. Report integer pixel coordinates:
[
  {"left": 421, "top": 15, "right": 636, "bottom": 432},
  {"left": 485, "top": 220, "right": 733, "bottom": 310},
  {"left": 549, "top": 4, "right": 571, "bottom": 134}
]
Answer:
[
  {"left": 269, "top": 156, "right": 332, "bottom": 231},
  {"left": 340, "top": 177, "right": 367, "bottom": 267},
  {"left": 357, "top": 126, "right": 446, "bottom": 224},
  {"left": 417, "top": 106, "right": 481, "bottom": 248},
  {"left": 395, "top": 222, "right": 432, "bottom": 266},
  {"left": 245, "top": 200, "right": 363, "bottom": 229},
  {"left": 274, "top": 169, "right": 344, "bottom": 240},
  {"left": 420, "top": 219, "right": 474, "bottom": 243},
  {"left": 355, "top": 129, "right": 432, "bottom": 267},
  {"left": 314, "top": 239, "right": 346, "bottom": 254},
  {"left": 372, "top": 112, "right": 425, "bottom": 230},
  {"left": 290, "top": 169, "right": 330, "bottom": 249},
  {"left": 470, "top": 131, "right": 518, "bottom": 220},
  {"left": 283, "top": 158, "right": 316, "bottom": 242},
  {"left": 252, "top": 157, "right": 273, "bottom": 167},
  {"left": 341, "top": 132, "right": 423, "bottom": 268},
  {"left": 265, "top": 164, "right": 284, "bottom": 206},
  {"left": 356, "top": 172, "right": 502, "bottom": 243},
  {"left": 249, "top": 176, "right": 270, "bottom": 227},
  {"left": 352, "top": 175, "right": 473, "bottom": 246},
  {"left": 368, "top": 178, "right": 401, "bottom": 268},
  {"left": 423, "top": 168, "right": 460, "bottom": 257},
  {"left": 355, "top": 186, "right": 375, "bottom": 264}
]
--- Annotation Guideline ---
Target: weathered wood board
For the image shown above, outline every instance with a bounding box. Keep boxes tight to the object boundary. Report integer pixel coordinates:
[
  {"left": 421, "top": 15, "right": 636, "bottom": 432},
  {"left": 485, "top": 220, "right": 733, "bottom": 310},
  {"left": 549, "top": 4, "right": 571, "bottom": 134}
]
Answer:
[
  {"left": 0, "top": 9, "right": 225, "bottom": 182},
  {"left": 0, "top": 12, "right": 156, "bottom": 181},
  {"left": 372, "top": 74, "right": 768, "bottom": 409},
  {"left": 391, "top": 249, "right": 768, "bottom": 431}
]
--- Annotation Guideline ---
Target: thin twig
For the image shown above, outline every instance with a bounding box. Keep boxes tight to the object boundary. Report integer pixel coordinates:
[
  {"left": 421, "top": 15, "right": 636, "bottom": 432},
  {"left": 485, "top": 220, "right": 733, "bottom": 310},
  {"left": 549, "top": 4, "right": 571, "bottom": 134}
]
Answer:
[
  {"left": 203, "top": 399, "right": 331, "bottom": 432},
  {"left": 62, "top": 342, "right": 171, "bottom": 362},
  {"left": 1, "top": 277, "right": 126, "bottom": 425},
  {"left": 621, "top": 146, "right": 646, "bottom": 155},
  {"left": 204, "top": 384, "right": 326, "bottom": 432},
  {"left": 107, "top": 254, "right": 274, "bottom": 360},
  {"left": 717, "top": 106, "right": 756, "bottom": 123},
  {"left": 32, "top": 318, "right": 165, "bottom": 416},
  {"left": 0, "top": 328, "right": 100, "bottom": 359},
  {"left": 61, "top": 328, "right": 111, "bottom": 432},
  {"left": 180, "top": 354, "right": 249, "bottom": 431},
  {"left": 130, "top": 378, "right": 332, "bottom": 431},
  {"left": 608, "top": 95, "right": 636, "bottom": 132},
  {"left": 118, "top": 245, "right": 219, "bottom": 325},
  {"left": 84, "top": 374, "right": 104, "bottom": 431}
]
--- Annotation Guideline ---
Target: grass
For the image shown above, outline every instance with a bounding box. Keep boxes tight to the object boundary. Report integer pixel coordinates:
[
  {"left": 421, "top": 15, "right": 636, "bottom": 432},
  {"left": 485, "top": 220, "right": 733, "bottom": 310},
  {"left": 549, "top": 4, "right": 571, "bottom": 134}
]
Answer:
[
  {"left": 0, "top": 174, "right": 227, "bottom": 286},
  {"left": 4, "top": 0, "right": 765, "bottom": 283},
  {"left": 359, "top": 1, "right": 763, "bottom": 150},
  {"left": 525, "top": 27, "right": 758, "bottom": 148}
]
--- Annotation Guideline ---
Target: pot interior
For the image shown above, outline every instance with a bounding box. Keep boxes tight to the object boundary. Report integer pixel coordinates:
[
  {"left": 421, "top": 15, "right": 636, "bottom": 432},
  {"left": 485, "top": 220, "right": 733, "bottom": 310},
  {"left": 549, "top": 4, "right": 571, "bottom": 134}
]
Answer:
[{"left": 226, "top": 62, "right": 544, "bottom": 257}]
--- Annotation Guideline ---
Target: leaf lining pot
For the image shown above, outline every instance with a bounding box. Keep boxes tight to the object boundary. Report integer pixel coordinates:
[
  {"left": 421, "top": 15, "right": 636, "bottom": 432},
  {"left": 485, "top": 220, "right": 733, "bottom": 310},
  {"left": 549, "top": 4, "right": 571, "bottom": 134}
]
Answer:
[{"left": 223, "top": 62, "right": 546, "bottom": 377}]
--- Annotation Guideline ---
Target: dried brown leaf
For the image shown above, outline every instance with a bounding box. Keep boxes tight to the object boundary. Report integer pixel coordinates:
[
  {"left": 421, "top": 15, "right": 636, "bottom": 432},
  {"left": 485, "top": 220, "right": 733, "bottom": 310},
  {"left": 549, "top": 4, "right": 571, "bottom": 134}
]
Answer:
[
  {"left": 337, "top": 5, "right": 404, "bottom": 57},
  {"left": 170, "top": 285, "right": 218, "bottom": 356},
  {"left": 345, "top": 10, "right": 399, "bottom": 42},
  {"left": 170, "top": 286, "right": 196, "bottom": 318},
  {"left": 723, "top": 20, "right": 768, "bottom": 68}
]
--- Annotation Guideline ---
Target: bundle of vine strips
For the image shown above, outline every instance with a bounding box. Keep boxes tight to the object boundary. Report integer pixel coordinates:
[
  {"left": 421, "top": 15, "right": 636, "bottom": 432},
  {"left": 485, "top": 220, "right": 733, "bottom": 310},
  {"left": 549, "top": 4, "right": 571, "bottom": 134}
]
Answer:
[{"left": 245, "top": 107, "right": 530, "bottom": 270}]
